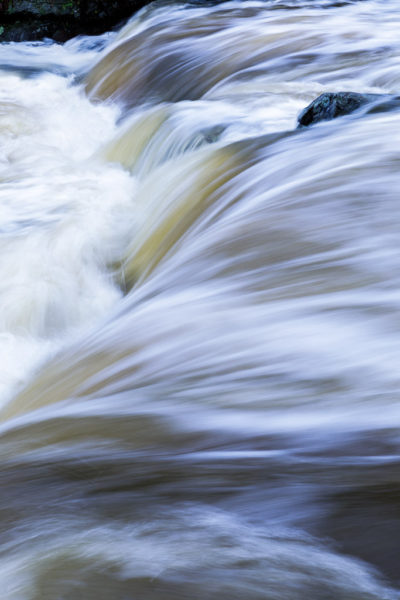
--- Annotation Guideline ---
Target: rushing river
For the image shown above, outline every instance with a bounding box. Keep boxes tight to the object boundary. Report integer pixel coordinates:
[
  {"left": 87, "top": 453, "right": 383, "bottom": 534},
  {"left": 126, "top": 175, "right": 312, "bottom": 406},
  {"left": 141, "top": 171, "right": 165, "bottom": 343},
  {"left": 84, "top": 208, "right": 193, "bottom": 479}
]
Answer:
[{"left": 1, "top": 0, "right": 400, "bottom": 597}]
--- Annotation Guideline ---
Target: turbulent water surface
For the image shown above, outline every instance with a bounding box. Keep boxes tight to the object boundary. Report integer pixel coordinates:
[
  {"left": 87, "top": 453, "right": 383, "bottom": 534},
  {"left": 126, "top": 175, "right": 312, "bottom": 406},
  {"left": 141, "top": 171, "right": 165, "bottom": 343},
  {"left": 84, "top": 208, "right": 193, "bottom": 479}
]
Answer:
[{"left": 1, "top": 0, "right": 400, "bottom": 598}]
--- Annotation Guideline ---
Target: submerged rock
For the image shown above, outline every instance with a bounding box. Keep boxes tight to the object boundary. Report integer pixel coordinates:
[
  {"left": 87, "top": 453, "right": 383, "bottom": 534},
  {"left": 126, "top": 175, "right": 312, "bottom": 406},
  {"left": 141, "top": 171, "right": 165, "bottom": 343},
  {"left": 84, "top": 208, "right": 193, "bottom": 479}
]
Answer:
[{"left": 297, "top": 91, "right": 400, "bottom": 127}]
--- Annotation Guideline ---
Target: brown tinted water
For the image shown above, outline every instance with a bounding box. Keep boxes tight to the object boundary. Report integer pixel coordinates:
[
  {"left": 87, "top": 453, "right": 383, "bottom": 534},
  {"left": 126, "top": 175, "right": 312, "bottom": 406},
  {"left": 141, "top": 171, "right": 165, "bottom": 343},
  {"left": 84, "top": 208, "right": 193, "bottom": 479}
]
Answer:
[{"left": 1, "top": 1, "right": 400, "bottom": 598}]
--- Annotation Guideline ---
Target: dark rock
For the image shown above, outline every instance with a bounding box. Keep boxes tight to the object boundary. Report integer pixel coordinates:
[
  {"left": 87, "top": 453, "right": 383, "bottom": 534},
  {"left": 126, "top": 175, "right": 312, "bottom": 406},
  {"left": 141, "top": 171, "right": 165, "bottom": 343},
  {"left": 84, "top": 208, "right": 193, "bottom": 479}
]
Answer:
[
  {"left": 297, "top": 91, "right": 400, "bottom": 128},
  {"left": 0, "top": 0, "right": 152, "bottom": 42},
  {"left": 0, "top": 16, "right": 79, "bottom": 41},
  {"left": 52, "top": 29, "right": 70, "bottom": 43}
]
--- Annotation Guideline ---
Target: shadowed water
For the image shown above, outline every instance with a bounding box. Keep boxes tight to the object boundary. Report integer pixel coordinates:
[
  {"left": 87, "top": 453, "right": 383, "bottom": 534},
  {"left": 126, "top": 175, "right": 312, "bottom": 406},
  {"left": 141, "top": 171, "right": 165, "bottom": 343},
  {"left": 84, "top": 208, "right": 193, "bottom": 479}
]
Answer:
[{"left": 1, "top": 0, "right": 400, "bottom": 598}]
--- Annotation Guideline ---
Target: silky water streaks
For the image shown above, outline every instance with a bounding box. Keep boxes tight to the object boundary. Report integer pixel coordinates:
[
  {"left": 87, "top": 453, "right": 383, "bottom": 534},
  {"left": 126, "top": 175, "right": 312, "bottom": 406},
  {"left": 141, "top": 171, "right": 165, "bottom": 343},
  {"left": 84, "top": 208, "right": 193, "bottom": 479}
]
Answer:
[{"left": 1, "top": 0, "right": 400, "bottom": 598}]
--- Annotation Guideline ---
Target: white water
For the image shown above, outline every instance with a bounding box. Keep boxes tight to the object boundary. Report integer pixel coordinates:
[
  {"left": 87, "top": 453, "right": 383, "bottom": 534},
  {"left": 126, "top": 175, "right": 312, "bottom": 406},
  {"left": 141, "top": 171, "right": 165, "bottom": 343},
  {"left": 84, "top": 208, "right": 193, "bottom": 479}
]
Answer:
[{"left": 1, "top": 1, "right": 400, "bottom": 598}]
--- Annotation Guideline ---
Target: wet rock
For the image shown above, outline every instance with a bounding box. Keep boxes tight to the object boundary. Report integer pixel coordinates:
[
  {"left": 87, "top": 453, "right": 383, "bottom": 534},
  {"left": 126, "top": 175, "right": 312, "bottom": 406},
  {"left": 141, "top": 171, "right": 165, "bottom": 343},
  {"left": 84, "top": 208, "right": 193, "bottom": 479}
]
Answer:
[
  {"left": 0, "top": 0, "right": 150, "bottom": 42},
  {"left": 0, "top": 16, "right": 79, "bottom": 41},
  {"left": 297, "top": 91, "right": 400, "bottom": 127}
]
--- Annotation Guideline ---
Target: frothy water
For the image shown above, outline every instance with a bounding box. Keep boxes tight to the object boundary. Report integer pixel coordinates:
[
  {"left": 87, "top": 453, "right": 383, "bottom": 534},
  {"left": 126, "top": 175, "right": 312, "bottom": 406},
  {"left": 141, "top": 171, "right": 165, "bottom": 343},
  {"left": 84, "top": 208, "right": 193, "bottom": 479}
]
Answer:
[{"left": 1, "top": 1, "right": 400, "bottom": 598}]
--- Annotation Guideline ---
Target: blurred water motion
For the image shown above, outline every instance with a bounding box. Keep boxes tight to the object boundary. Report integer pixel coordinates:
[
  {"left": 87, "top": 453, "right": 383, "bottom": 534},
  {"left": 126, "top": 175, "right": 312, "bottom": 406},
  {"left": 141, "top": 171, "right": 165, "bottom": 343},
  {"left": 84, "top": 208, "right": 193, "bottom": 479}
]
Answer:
[{"left": 1, "top": 0, "right": 400, "bottom": 598}]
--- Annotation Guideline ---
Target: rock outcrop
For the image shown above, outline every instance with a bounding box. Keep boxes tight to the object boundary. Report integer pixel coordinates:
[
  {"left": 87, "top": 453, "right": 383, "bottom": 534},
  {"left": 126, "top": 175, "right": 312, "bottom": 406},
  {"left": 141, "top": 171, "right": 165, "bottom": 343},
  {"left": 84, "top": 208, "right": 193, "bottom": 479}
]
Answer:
[
  {"left": 298, "top": 91, "right": 400, "bottom": 128},
  {"left": 0, "top": 0, "right": 148, "bottom": 41}
]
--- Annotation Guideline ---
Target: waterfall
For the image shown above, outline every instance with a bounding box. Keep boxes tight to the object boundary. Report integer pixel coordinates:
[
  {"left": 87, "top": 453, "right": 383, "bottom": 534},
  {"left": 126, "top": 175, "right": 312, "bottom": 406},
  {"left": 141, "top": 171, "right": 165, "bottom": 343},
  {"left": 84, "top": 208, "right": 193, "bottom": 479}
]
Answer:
[{"left": 1, "top": 1, "right": 400, "bottom": 598}]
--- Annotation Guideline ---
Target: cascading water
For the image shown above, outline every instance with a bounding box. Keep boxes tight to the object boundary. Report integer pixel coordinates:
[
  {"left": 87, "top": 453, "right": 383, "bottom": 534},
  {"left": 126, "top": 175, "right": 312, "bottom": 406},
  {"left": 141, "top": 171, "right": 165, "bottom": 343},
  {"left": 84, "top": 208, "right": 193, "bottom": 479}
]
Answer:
[{"left": 1, "top": 1, "right": 400, "bottom": 598}]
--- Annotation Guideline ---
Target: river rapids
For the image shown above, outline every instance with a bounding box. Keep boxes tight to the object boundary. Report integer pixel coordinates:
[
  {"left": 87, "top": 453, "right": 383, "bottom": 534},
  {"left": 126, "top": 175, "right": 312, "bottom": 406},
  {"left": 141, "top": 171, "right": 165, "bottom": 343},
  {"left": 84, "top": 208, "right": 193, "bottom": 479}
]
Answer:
[{"left": 1, "top": 1, "right": 400, "bottom": 598}]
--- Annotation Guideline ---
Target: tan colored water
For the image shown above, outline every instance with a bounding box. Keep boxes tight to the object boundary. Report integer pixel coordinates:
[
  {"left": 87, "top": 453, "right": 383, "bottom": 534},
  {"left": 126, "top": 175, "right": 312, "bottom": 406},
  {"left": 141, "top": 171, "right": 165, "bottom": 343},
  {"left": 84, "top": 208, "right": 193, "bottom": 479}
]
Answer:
[{"left": 1, "top": 1, "right": 400, "bottom": 598}]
